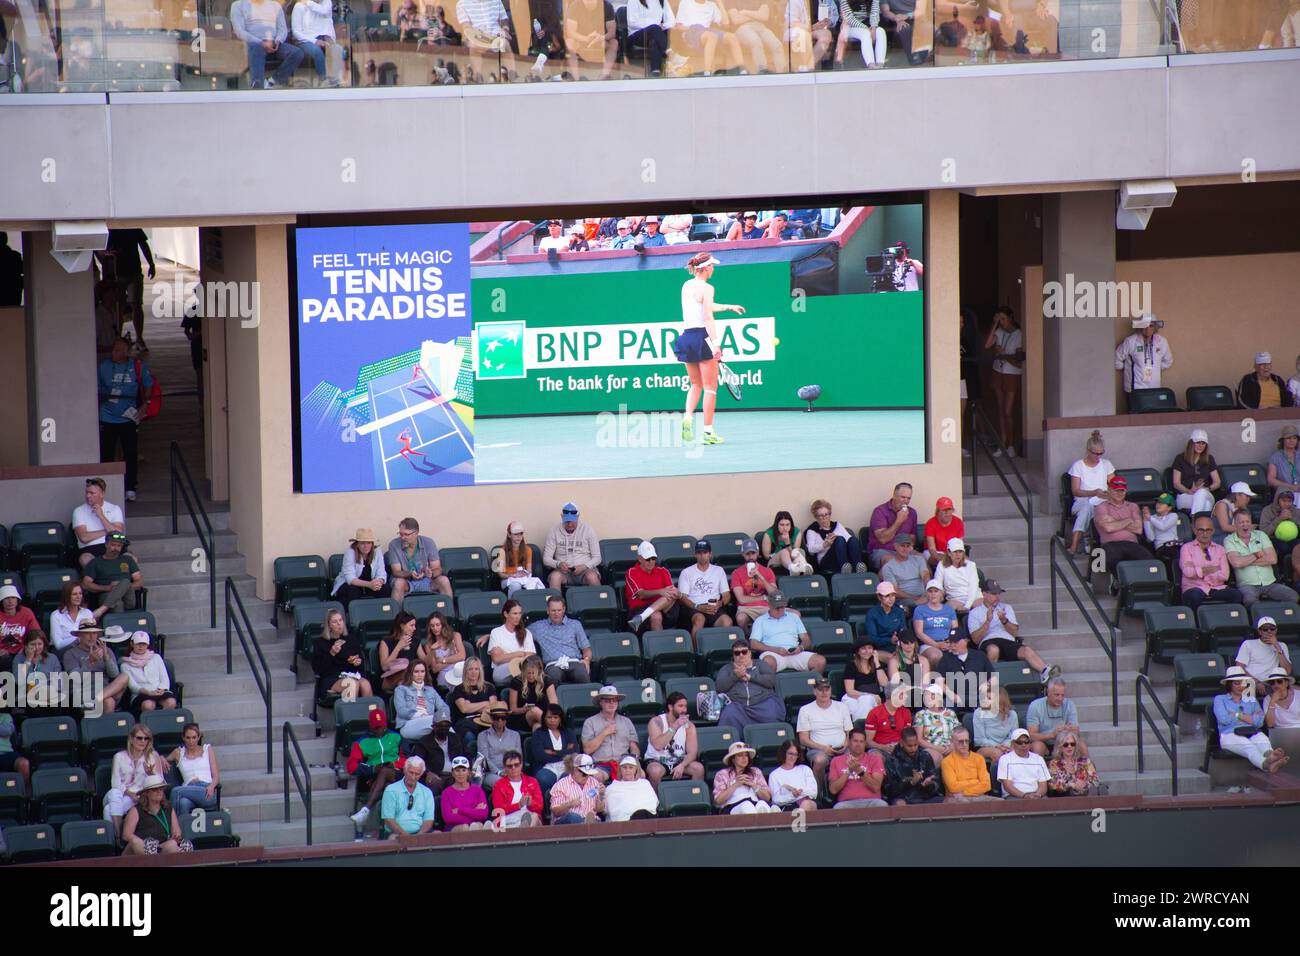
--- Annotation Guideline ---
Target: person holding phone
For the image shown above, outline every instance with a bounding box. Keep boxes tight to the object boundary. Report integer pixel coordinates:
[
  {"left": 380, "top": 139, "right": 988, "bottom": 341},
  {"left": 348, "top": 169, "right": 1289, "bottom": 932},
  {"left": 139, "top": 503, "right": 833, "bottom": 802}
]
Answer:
[
  {"left": 730, "top": 538, "right": 779, "bottom": 632},
  {"left": 713, "top": 742, "right": 776, "bottom": 813}
]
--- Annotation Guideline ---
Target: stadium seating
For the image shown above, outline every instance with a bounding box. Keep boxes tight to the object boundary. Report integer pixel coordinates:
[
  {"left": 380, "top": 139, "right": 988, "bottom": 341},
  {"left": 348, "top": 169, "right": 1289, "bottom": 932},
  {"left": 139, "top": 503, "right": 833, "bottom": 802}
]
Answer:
[
  {"left": 0, "top": 772, "right": 26, "bottom": 825},
  {"left": 1196, "top": 604, "right": 1252, "bottom": 662},
  {"left": 58, "top": 820, "right": 117, "bottom": 859},
  {"left": 1142, "top": 606, "right": 1200, "bottom": 674},
  {"left": 1216, "top": 463, "right": 1267, "bottom": 515},
  {"left": 292, "top": 600, "right": 344, "bottom": 666},
  {"left": 775, "top": 671, "right": 819, "bottom": 722},
  {"left": 103, "top": 610, "right": 161, "bottom": 645},
  {"left": 9, "top": 521, "right": 69, "bottom": 572},
  {"left": 650, "top": 536, "right": 696, "bottom": 571},
  {"left": 743, "top": 722, "right": 795, "bottom": 764},
  {"left": 332, "top": 698, "right": 386, "bottom": 767},
  {"left": 555, "top": 684, "right": 602, "bottom": 730},
  {"left": 348, "top": 597, "right": 401, "bottom": 645},
  {"left": 272, "top": 555, "right": 329, "bottom": 622},
  {"left": 613, "top": 678, "right": 664, "bottom": 723},
  {"left": 456, "top": 590, "right": 506, "bottom": 638},
  {"left": 1250, "top": 601, "right": 1300, "bottom": 647},
  {"left": 19, "top": 715, "right": 81, "bottom": 769},
  {"left": 657, "top": 779, "right": 712, "bottom": 817},
  {"left": 403, "top": 593, "right": 454, "bottom": 627},
  {"left": 2, "top": 824, "right": 57, "bottom": 863},
  {"left": 641, "top": 629, "right": 695, "bottom": 681},
  {"left": 695, "top": 725, "right": 740, "bottom": 775},
  {"left": 995, "top": 661, "right": 1040, "bottom": 705},
  {"left": 831, "top": 572, "right": 878, "bottom": 625},
  {"left": 1185, "top": 385, "right": 1236, "bottom": 412},
  {"left": 30, "top": 767, "right": 93, "bottom": 827},
  {"left": 328, "top": 553, "right": 345, "bottom": 582},
  {"left": 779, "top": 575, "right": 830, "bottom": 620},
  {"left": 564, "top": 585, "right": 620, "bottom": 631},
  {"left": 599, "top": 538, "right": 642, "bottom": 584},
  {"left": 705, "top": 532, "right": 750, "bottom": 572},
  {"left": 439, "top": 546, "right": 493, "bottom": 592},
  {"left": 1112, "top": 468, "right": 1165, "bottom": 507},
  {"left": 1113, "top": 560, "right": 1175, "bottom": 622},
  {"left": 664, "top": 676, "right": 716, "bottom": 723},
  {"left": 181, "top": 809, "right": 241, "bottom": 849},
  {"left": 26, "top": 567, "right": 79, "bottom": 619},
  {"left": 696, "top": 626, "right": 744, "bottom": 674},
  {"left": 80, "top": 714, "right": 134, "bottom": 770},
  {"left": 515, "top": 587, "right": 561, "bottom": 623},
  {"left": 806, "top": 620, "right": 854, "bottom": 670},
  {"left": 1173, "top": 653, "right": 1225, "bottom": 721},
  {"left": 1126, "top": 388, "right": 1181, "bottom": 414},
  {"left": 141, "top": 708, "right": 195, "bottom": 753},
  {"left": 588, "top": 632, "right": 641, "bottom": 681}
]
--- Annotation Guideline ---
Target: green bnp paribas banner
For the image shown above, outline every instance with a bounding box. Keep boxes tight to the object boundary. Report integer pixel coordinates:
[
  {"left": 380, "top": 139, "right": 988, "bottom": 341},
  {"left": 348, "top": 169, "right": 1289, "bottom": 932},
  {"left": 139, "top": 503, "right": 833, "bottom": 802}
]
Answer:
[{"left": 471, "top": 260, "right": 923, "bottom": 416}]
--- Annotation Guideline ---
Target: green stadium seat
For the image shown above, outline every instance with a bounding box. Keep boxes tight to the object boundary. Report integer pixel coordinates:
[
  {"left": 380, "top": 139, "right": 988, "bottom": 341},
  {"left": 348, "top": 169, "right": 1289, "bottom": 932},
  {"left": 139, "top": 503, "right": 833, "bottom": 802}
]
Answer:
[
  {"left": 1250, "top": 601, "right": 1300, "bottom": 647},
  {"left": 564, "top": 585, "right": 619, "bottom": 631},
  {"left": 0, "top": 772, "right": 27, "bottom": 825},
  {"left": 831, "top": 572, "right": 878, "bottom": 622},
  {"left": 20, "top": 715, "right": 81, "bottom": 769},
  {"left": 1216, "top": 463, "right": 1265, "bottom": 505},
  {"left": 779, "top": 576, "right": 830, "bottom": 620},
  {"left": 292, "top": 600, "right": 344, "bottom": 663},
  {"left": 600, "top": 538, "right": 643, "bottom": 584},
  {"left": 1196, "top": 604, "right": 1251, "bottom": 662},
  {"left": 657, "top": 779, "right": 712, "bottom": 816},
  {"left": 25, "top": 567, "right": 79, "bottom": 619},
  {"left": 806, "top": 619, "right": 854, "bottom": 670},
  {"left": 650, "top": 536, "right": 696, "bottom": 572},
  {"left": 402, "top": 593, "right": 454, "bottom": 628},
  {"left": 995, "top": 661, "right": 1040, "bottom": 705},
  {"left": 3, "top": 824, "right": 57, "bottom": 863},
  {"left": 1113, "top": 560, "right": 1175, "bottom": 621},
  {"left": 141, "top": 708, "right": 194, "bottom": 753},
  {"left": 1173, "top": 653, "right": 1225, "bottom": 721},
  {"left": 743, "top": 721, "right": 795, "bottom": 765},
  {"left": 93, "top": 763, "right": 113, "bottom": 808},
  {"left": 10, "top": 521, "right": 69, "bottom": 572},
  {"left": 332, "top": 697, "right": 385, "bottom": 754},
  {"left": 704, "top": 532, "right": 749, "bottom": 573},
  {"left": 589, "top": 632, "right": 641, "bottom": 682},
  {"left": 1185, "top": 385, "right": 1236, "bottom": 412},
  {"left": 80, "top": 714, "right": 133, "bottom": 770},
  {"left": 440, "top": 546, "right": 493, "bottom": 592},
  {"left": 0, "top": 524, "right": 7, "bottom": 572},
  {"left": 1126, "top": 388, "right": 1181, "bottom": 414},
  {"left": 30, "top": 767, "right": 92, "bottom": 827},
  {"left": 328, "top": 553, "right": 344, "bottom": 581},
  {"left": 641, "top": 629, "right": 695, "bottom": 681},
  {"left": 348, "top": 597, "right": 401, "bottom": 645},
  {"left": 555, "top": 683, "right": 602, "bottom": 730},
  {"left": 695, "top": 725, "right": 740, "bottom": 774},
  {"left": 664, "top": 676, "right": 717, "bottom": 724},
  {"left": 1142, "top": 606, "right": 1200, "bottom": 674},
  {"left": 1113, "top": 468, "right": 1165, "bottom": 507},
  {"left": 775, "top": 671, "right": 820, "bottom": 723},
  {"left": 613, "top": 678, "right": 664, "bottom": 723},
  {"left": 0, "top": 570, "right": 19, "bottom": 593},
  {"left": 455, "top": 590, "right": 506, "bottom": 639},
  {"left": 59, "top": 819, "right": 117, "bottom": 859},
  {"left": 181, "top": 808, "right": 240, "bottom": 849},
  {"left": 272, "top": 555, "right": 328, "bottom": 621},
  {"left": 515, "top": 588, "right": 561, "bottom": 624},
  {"left": 696, "top": 626, "right": 744, "bottom": 674}
]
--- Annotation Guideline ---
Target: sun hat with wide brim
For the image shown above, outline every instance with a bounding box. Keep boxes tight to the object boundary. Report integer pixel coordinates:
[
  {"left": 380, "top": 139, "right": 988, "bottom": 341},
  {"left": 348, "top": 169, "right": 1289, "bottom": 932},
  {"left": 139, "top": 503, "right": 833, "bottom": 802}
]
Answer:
[
  {"left": 1220, "top": 665, "right": 1252, "bottom": 684},
  {"left": 722, "top": 741, "right": 757, "bottom": 767},
  {"left": 352, "top": 528, "right": 377, "bottom": 544},
  {"left": 138, "top": 774, "right": 169, "bottom": 794},
  {"left": 596, "top": 685, "right": 625, "bottom": 701},
  {"left": 441, "top": 660, "right": 465, "bottom": 688},
  {"left": 474, "top": 703, "right": 511, "bottom": 728}
]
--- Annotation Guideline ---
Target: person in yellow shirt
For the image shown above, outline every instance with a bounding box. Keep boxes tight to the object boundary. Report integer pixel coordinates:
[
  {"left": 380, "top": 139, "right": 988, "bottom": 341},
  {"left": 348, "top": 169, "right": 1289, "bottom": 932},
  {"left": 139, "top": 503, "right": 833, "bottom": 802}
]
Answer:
[{"left": 940, "top": 727, "right": 1001, "bottom": 801}]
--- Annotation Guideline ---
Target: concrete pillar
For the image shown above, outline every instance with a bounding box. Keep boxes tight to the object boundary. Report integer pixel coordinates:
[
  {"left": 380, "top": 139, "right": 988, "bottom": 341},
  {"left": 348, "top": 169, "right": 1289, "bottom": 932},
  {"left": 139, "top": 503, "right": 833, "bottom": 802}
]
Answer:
[
  {"left": 23, "top": 231, "right": 100, "bottom": 465},
  {"left": 1041, "top": 192, "right": 1117, "bottom": 420}
]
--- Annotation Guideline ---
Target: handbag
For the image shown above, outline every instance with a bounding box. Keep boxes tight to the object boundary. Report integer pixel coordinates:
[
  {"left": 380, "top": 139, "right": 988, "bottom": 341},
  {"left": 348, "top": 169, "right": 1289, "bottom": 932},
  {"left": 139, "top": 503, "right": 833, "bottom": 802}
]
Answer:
[
  {"left": 696, "top": 691, "right": 729, "bottom": 723},
  {"left": 1233, "top": 726, "right": 1259, "bottom": 737}
]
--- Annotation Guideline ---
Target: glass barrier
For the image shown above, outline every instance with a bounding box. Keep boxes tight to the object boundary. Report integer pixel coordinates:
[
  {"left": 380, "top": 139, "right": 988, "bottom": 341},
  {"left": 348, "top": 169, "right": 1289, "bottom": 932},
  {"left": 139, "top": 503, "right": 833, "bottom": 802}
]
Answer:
[{"left": 0, "top": 0, "right": 1291, "bottom": 93}]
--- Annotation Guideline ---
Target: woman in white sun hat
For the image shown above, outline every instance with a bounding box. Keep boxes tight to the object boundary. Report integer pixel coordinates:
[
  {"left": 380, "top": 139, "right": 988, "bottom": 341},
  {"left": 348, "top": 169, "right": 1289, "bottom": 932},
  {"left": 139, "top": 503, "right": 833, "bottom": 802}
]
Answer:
[
  {"left": 712, "top": 740, "right": 776, "bottom": 814},
  {"left": 1213, "top": 664, "right": 1288, "bottom": 772}
]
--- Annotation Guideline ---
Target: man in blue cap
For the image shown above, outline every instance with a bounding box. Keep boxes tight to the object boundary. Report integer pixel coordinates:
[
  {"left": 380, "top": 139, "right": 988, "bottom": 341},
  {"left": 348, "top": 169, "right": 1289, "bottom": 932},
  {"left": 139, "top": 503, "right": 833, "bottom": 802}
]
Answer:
[{"left": 542, "top": 502, "right": 602, "bottom": 588}]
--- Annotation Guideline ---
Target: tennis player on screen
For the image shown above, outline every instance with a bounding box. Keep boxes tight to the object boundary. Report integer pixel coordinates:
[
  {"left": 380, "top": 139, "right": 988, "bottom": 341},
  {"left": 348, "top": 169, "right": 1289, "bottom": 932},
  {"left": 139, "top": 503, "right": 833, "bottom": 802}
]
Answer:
[{"left": 672, "top": 253, "right": 745, "bottom": 446}]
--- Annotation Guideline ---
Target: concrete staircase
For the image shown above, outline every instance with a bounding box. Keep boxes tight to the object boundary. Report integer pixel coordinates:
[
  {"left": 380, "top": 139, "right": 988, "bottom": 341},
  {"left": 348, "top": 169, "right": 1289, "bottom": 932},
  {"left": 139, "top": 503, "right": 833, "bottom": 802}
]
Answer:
[
  {"left": 960, "top": 474, "right": 1211, "bottom": 796},
  {"left": 128, "top": 511, "right": 357, "bottom": 846}
]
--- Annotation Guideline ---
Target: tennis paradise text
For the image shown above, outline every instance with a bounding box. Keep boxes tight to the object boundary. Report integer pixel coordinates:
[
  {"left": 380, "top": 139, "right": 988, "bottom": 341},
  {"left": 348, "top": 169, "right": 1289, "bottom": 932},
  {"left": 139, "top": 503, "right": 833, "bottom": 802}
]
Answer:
[{"left": 301, "top": 251, "right": 467, "bottom": 323}]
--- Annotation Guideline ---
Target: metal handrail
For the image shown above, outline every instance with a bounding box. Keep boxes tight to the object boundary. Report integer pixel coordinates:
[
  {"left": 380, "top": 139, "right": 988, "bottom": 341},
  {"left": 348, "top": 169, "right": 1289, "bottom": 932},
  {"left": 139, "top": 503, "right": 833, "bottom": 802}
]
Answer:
[
  {"left": 1136, "top": 674, "right": 1179, "bottom": 796},
  {"left": 1049, "top": 535, "right": 1119, "bottom": 726},
  {"left": 283, "top": 721, "right": 313, "bottom": 846},
  {"left": 226, "top": 576, "right": 273, "bottom": 774},
  {"left": 967, "top": 403, "right": 1035, "bottom": 585},
  {"left": 169, "top": 441, "right": 216, "bottom": 629}
]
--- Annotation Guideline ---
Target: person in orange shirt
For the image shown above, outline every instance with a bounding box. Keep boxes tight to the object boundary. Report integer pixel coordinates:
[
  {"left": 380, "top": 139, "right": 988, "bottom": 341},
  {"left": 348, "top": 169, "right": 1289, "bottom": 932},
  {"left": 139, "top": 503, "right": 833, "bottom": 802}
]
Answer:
[{"left": 940, "top": 726, "right": 1000, "bottom": 801}]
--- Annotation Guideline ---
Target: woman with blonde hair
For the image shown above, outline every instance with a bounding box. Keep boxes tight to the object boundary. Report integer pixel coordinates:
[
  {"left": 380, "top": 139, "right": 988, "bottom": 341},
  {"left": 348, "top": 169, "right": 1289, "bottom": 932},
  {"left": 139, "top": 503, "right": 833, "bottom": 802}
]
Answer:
[
  {"left": 972, "top": 684, "right": 1019, "bottom": 763},
  {"left": 495, "top": 521, "right": 544, "bottom": 595},
  {"left": 314, "top": 607, "right": 372, "bottom": 700},
  {"left": 1066, "top": 429, "right": 1115, "bottom": 555},
  {"left": 673, "top": 252, "right": 746, "bottom": 446},
  {"left": 104, "top": 723, "right": 165, "bottom": 839},
  {"left": 1047, "top": 729, "right": 1104, "bottom": 796}
]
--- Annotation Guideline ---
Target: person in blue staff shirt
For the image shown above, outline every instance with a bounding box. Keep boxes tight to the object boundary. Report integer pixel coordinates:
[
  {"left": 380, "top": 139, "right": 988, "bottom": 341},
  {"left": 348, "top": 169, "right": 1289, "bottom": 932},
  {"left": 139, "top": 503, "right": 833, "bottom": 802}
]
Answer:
[{"left": 98, "top": 337, "right": 154, "bottom": 502}]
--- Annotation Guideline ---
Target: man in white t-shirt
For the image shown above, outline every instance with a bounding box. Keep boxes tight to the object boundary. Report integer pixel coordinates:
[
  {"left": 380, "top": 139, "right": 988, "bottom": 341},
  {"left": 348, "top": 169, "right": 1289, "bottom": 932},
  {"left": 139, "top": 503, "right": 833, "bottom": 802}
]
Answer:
[
  {"left": 537, "top": 220, "right": 569, "bottom": 253},
  {"left": 678, "top": 540, "right": 733, "bottom": 637},
  {"left": 996, "top": 729, "right": 1050, "bottom": 799},
  {"left": 1235, "top": 617, "right": 1293, "bottom": 695},
  {"left": 796, "top": 677, "right": 853, "bottom": 790},
  {"left": 1115, "top": 314, "right": 1173, "bottom": 409},
  {"left": 73, "top": 477, "right": 126, "bottom": 569}
]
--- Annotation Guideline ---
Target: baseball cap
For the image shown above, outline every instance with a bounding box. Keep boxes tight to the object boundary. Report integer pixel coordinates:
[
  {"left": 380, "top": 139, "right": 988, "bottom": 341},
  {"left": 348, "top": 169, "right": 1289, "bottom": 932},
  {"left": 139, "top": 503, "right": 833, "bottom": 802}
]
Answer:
[
  {"left": 1010, "top": 729, "right": 1031, "bottom": 742},
  {"left": 694, "top": 539, "right": 711, "bottom": 553},
  {"left": 895, "top": 532, "right": 915, "bottom": 546},
  {"left": 741, "top": 538, "right": 759, "bottom": 554},
  {"left": 742, "top": 211, "right": 757, "bottom": 219},
  {"left": 1280, "top": 490, "right": 1296, "bottom": 501},
  {"left": 107, "top": 531, "right": 127, "bottom": 543},
  {"left": 575, "top": 753, "right": 599, "bottom": 775},
  {"left": 946, "top": 537, "right": 966, "bottom": 552},
  {"left": 368, "top": 709, "right": 388, "bottom": 730},
  {"left": 1230, "top": 481, "right": 1254, "bottom": 496},
  {"left": 770, "top": 590, "right": 788, "bottom": 608},
  {"left": 1257, "top": 615, "right": 1278, "bottom": 629},
  {"left": 130, "top": 631, "right": 151, "bottom": 645},
  {"left": 508, "top": 521, "right": 524, "bottom": 534},
  {"left": 876, "top": 581, "right": 896, "bottom": 597},
  {"left": 619, "top": 754, "right": 640, "bottom": 767},
  {"left": 561, "top": 502, "right": 579, "bottom": 518},
  {"left": 925, "top": 579, "right": 943, "bottom": 592},
  {"left": 1256, "top": 351, "right": 1272, "bottom": 365},
  {"left": 450, "top": 755, "right": 471, "bottom": 769},
  {"left": 1108, "top": 475, "right": 1128, "bottom": 490},
  {"left": 637, "top": 540, "right": 657, "bottom": 560},
  {"left": 813, "top": 676, "right": 832, "bottom": 689},
  {"left": 983, "top": 580, "right": 1005, "bottom": 594},
  {"left": 644, "top": 215, "right": 660, "bottom": 224},
  {"left": 1155, "top": 492, "right": 1175, "bottom": 507},
  {"left": 935, "top": 496, "right": 955, "bottom": 511},
  {"left": 616, "top": 219, "right": 630, "bottom": 229},
  {"left": 1189, "top": 428, "right": 1209, "bottom": 444}
]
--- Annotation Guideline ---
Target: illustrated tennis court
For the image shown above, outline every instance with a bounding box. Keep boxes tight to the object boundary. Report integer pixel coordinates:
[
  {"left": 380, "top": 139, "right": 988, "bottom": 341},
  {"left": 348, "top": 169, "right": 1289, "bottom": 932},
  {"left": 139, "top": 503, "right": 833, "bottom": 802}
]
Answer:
[
  {"left": 474, "top": 409, "right": 925, "bottom": 483},
  {"left": 359, "top": 365, "right": 475, "bottom": 490}
]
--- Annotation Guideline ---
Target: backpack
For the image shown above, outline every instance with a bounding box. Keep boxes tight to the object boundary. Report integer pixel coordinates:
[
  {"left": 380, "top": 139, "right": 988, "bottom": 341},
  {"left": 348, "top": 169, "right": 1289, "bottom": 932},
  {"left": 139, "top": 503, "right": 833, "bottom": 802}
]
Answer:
[{"left": 135, "top": 359, "right": 162, "bottom": 421}]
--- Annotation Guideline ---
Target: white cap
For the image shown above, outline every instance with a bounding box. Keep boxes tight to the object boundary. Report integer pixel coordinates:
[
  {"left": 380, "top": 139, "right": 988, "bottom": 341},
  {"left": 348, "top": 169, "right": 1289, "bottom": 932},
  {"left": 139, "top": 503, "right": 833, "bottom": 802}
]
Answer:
[
  {"left": 575, "top": 753, "right": 600, "bottom": 775},
  {"left": 1257, "top": 616, "right": 1278, "bottom": 629},
  {"left": 618, "top": 754, "right": 640, "bottom": 767},
  {"left": 0, "top": 585, "right": 19, "bottom": 603},
  {"left": 508, "top": 521, "right": 524, "bottom": 534},
  {"left": 946, "top": 537, "right": 966, "bottom": 552},
  {"left": 1189, "top": 428, "right": 1208, "bottom": 444},
  {"left": 1256, "top": 352, "right": 1273, "bottom": 365},
  {"left": 1230, "top": 481, "right": 1254, "bottom": 496},
  {"left": 925, "top": 579, "right": 944, "bottom": 592},
  {"left": 130, "top": 631, "right": 151, "bottom": 645},
  {"left": 1132, "top": 314, "right": 1156, "bottom": 328},
  {"left": 637, "top": 540, "right": 657, "bottom": 560},
  {"left": 1010, "top": 729, "right": 1031, "bottom": 742},
  {"left": 924, "top": 682, "right": 946, "bottom": 695}
]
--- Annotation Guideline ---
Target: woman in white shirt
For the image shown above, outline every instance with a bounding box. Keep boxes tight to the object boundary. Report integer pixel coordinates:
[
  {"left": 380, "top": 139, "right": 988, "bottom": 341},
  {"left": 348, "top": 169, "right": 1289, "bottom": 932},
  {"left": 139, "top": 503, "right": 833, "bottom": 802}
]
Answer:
[
  {"left": 983, "top": 305, "right": 1023, "bottom": 458},
  {"left": 672, "top": 253, "right": 745, "bottom": 446},
  {"left": 625, "top": 0, "right": 674, "bottom": 78},
  {"left": 50, "top": 581, "right": 100, "bottom": 652},
  {"left": 290, "top": 0, "right": 344, "bottom": 86},
  {"left": 331, "top": 529, "right": 389, "bottom": 605},
  {"left": 485, "top": 599, "right": 535, "bottom": 685},
  {"left": 768, "top": 739, "right": 817, "bottom": 811},
  {"left": 166, "top": 721, "right": 221, "bottom": 819},
  {"left": 604, "top": 755, "right": 660, "bottom": 821},
  {"left": 1067, "top": 430, "right": 1115, "bottom": 556},
  {"left": 935, "top": 538, "right": 980, "bottom": 611}
]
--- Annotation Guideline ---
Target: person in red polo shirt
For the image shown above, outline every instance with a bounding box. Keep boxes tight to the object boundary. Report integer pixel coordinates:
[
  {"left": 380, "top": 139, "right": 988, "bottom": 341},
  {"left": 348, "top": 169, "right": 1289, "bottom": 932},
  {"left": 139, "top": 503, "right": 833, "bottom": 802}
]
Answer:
[
  {"left": 924, "top": 497, "right": 966, "bottom": 571},
  {"left": 625, "top": 541, "right": 682, "bottom": 634},
  {"left": 729, "top": 538, "right": 778, "bottom": 633},
  {"left": 863, "top": 682, "right": 913, "bottom": 756}
]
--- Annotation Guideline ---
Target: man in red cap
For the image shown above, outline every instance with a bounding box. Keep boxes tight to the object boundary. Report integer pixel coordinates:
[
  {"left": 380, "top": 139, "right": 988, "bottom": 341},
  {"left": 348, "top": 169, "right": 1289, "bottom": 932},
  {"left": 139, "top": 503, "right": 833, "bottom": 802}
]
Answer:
[
  {"left": 924, "top": 496, "right": 965, "bottom": 572},
  {"left": 1093, "top": 475, "right": 1152, "bottom": 571},
  {"left": 347, "top": 707, "right": 406, "bottom": 830}
]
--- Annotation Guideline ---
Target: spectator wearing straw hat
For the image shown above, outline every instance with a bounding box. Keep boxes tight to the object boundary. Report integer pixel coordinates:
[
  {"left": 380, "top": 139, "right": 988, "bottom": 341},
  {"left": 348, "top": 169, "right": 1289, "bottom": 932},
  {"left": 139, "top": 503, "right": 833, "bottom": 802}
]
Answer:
[
  {"left": 62, "top": 624, "right": 130, "bottom": 713},
  {"left": 1237, "top": 351, "right": 1295, "bottom": 410},
  {"left": 713, "top": 741, "right": 777, "bottom": 814},
  {"left": 121, "top": 774, "right": 193, "bottom": 855},
  {"left": 581, "top": 685, "right": 639, "bottom": 781},
  {"left": 332, "top": 528, "right": 389, "bottom": 605},
  {"left": 1264, "top": 668, "right": 1300, "bottom": 732},
  {"left": 1093, "top": 475, "right": 1152, "bottom": 570},
  {"left": 475, "top": 702, "right": 521, "bottom": 790},
  {"left": 1214, "top": 665, "right": 1289, "bottom": 772}
]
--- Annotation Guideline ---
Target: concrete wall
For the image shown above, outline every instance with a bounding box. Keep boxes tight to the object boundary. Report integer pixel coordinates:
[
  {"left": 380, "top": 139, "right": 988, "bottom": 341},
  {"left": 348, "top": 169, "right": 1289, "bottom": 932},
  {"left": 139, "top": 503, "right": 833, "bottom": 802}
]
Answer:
[
  {"left": 1, "top": 55, "right": 1298, "bottom": 221},
  {"left": 224, "top": 193, "right": 963, "bottom": 597},
  {"left": 0, "top": 466, "right": 125, "bottom": 529},
  {"left": 0, "top": 307, "right": 29, "bottom": 468}
]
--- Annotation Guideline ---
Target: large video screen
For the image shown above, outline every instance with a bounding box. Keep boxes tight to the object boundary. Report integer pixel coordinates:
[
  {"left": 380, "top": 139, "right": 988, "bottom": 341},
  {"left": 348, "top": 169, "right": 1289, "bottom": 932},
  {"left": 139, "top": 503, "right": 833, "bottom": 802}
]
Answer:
[{"left": 292, "top": 201, "right": 925, "bottom": 493}]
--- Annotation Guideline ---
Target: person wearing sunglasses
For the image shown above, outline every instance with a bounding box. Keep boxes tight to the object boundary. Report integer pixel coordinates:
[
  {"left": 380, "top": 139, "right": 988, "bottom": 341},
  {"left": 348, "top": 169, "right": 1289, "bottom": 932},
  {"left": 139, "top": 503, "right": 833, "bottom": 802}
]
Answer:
[
  {"left": 381, "top": 755, "right": 436, "bottom": 838},
  {"left": 1235, "top": 616, "right": 1293, "bottom": 697},
  {"left": 1264, "top": 671, "right": 1300, "bottom": 760},
  {"left": 1178, "top": 517, "right": 1243, "bottom": 612},
  {"left": 490, "top": 751, "right": 542, "bottom": 829},
  {"left": 1213, "top": 666, "right": 1288, "bottom": 773},
  {"left": 626, "top": 540, "right": 683, "bottom": 634},
  {"left": 1046, "top": 730, "right": 1103, "bottom": 797},
  {"left": 105, "top": 724, "right": 165, "bottom": 839},
  {"left": 715, "top": 641, "right": 785, "bottom": 732},
  {"left": 996, "top": 729, "right": 1049, "bottom": 799}
]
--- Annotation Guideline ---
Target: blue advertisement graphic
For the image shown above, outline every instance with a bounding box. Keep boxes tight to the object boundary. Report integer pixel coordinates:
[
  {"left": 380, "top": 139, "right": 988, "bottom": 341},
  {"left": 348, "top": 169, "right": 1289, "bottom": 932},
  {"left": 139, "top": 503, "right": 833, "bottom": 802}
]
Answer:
[{"left": 296, "top": 224, "right": 475, "bottom": 493}]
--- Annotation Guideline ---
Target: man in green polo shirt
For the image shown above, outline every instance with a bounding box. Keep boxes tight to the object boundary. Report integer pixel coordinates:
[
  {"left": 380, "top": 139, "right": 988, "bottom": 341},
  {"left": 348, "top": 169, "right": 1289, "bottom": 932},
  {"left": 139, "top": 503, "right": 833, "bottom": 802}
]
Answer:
[
  {"left": 81, "top": 531, "right": 144, "bottom": 613},
  {"left": 1224, "top": 508, "right": 1299, "bottom": 614}
]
